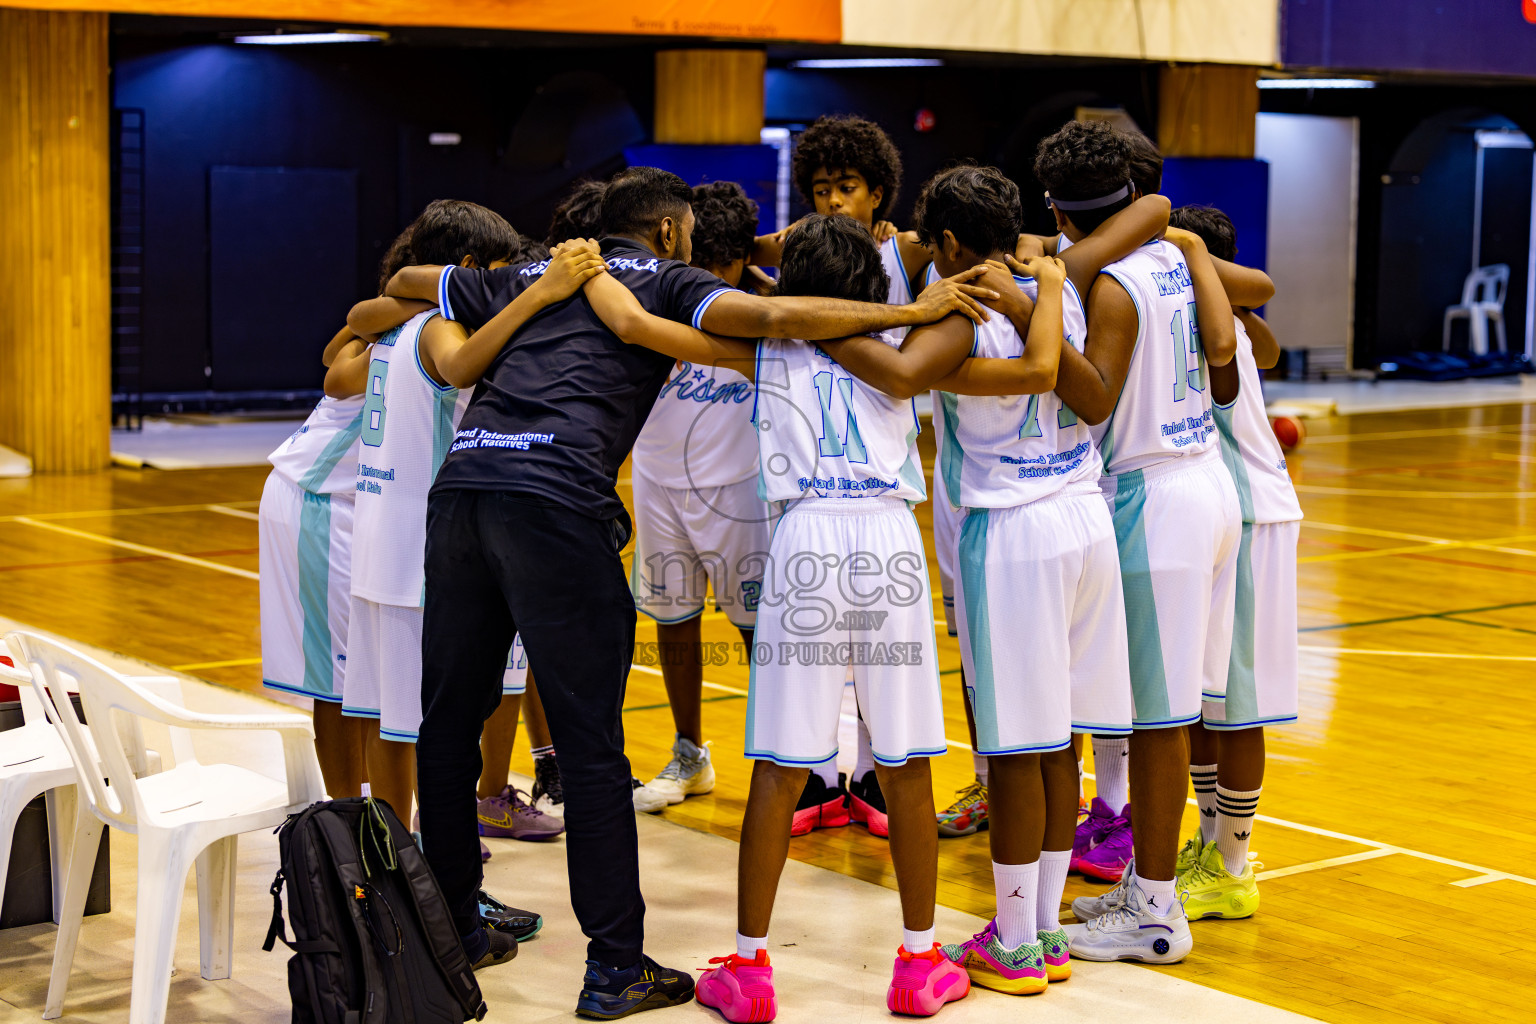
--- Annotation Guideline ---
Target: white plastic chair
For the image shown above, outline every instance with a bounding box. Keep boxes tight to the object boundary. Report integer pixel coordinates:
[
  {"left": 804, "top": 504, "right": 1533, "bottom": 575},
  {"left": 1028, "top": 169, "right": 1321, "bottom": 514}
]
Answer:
[
  {"left": 10, "top": 630, "right": 325, "bottom": 1024},
  {"left": 1443, "top": 264, "right": 1509, "bottom": 355}
]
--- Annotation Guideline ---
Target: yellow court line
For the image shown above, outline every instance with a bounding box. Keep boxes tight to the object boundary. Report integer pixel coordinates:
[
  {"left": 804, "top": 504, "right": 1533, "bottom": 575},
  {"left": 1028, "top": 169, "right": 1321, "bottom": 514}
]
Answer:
[
  {"left": 13, "top": 517, "right": 260, "bottom": 581},
  {"left": 173, "top": 657, "right": 263, "bottom": 671},
  {"left": 206, "top": 504, "right": 261, "bottom": 521},
  {"left": 1299, "top": 644, "right": 1536, "bottom": 662}
]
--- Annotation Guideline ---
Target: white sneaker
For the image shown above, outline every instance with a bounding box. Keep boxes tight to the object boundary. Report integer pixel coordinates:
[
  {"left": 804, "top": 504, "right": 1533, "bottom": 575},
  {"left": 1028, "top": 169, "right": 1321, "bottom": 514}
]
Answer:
[
  {"left": 633, "top": 736, "right": 714, "bottom": 813},
  {"left": 1064, "top": 876, "right": 1193, "bottom": 964},
  {"left": 1071, "top": 858, "right": 1134, "bottom": 922}
]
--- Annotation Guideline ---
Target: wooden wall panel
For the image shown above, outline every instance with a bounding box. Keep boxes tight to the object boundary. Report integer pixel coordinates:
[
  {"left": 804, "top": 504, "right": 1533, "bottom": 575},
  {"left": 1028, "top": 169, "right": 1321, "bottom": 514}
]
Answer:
[
  {"left": 0, "top": 9, "right": 111, "bottom": 473},
  {"left": 1158, "top": 63, "right": 1262, "bottom": 159},
  {"left": 654, "top": 50, "right": 766, "bottom": 146}
]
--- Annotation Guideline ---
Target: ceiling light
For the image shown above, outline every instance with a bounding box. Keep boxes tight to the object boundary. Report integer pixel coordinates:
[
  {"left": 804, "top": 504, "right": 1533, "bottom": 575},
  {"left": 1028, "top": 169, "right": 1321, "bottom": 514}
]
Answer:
[
  {"left": 788, "top": 58, "right": 943, "bottom": 69},
  {"left": 234, "top": 32, "right": 386, "bottom": 45},
  {"left": 1257, "top": 78, "right": 1376, "bottom": 89}
]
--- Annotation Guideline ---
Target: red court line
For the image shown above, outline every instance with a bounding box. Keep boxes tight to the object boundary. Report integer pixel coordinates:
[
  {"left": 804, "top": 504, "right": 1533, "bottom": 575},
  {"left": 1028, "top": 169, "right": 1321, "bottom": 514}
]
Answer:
[{"left": 1403, "top": 552, "right": 1536, "bottom": 578}]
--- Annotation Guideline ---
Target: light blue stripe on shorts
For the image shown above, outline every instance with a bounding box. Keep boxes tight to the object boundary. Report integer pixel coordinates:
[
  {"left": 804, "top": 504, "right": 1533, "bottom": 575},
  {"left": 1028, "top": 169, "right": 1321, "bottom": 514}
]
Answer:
[{"left": 297, "top": 491, "right": 338, "bottom": 701}]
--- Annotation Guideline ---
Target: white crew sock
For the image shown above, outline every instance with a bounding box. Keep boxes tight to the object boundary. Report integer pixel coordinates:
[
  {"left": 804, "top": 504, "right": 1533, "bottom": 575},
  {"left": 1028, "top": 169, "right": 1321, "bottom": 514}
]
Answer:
[
  {"left": 902, "top": 925, "right": 936, "bottom": 953},
  {"left": 854, "top": 716, "right": 876, "bottom": 782},
  {"left": 972, "top": 752, "right": 989, "bottom": 786},
  {"left": 1133, "top": 872, "right": 1177, "bottom": 918},
  {"left": 1092, "top": 736, "right": 1129, "bottom": 810},
  {"left": 736, "top": 932, "right": 768, "bottom": 961},
  {"left": 1191, "top": 764, "right": 1219, "bottom": 843},
  {"left": 1215, "top": 784, "right": 1261, "bottom": 874},
  {"left": 810, "top": 754, "right": 839, "bottom": 789},
  {"left": 1077, "top": 755, "right": 1085, "bottom": 802},
  {"left": 992, "top": 860, "right": 1040, "bottom": 949},
  {"left": 1035, "top": 850, "right": 1071, "bottom": 932}
]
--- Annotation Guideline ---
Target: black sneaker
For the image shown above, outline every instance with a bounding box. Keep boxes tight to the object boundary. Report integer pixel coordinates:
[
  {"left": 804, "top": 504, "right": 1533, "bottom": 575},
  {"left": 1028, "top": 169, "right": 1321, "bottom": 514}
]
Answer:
[
  {"left": 533, "top": 754, "right": 565, "bottom": 814},
  {"left": 575, "top": 954, "right": 695, "bottom": 1019},
  {"left": 466, "top": 925, "right": 518, "bottom": 972},
  {"left": 478, "top": 889, "right": 543, "bottom": 941}
]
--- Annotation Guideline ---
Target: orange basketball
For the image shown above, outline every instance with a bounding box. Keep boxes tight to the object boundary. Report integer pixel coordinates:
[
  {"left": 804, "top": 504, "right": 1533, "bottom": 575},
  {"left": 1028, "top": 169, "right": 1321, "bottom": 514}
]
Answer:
[{"left": 1271, "top": 415, "right": 1305, "bottom": 451}]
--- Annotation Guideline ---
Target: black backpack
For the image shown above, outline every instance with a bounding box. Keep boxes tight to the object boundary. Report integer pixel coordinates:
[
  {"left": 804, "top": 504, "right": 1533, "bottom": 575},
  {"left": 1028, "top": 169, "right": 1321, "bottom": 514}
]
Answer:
[{"left": 264, "top": 797, "right": 487, "bottom": 1023}]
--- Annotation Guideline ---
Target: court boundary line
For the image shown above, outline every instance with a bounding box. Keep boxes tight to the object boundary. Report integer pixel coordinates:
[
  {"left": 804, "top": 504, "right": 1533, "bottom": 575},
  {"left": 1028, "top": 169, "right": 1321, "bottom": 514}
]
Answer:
[
  {"left": 0, "top": 500, "right": 260, "bottom": 525},
  {"left": 14, "top": 517, "right": 260, "bottom": 581}
]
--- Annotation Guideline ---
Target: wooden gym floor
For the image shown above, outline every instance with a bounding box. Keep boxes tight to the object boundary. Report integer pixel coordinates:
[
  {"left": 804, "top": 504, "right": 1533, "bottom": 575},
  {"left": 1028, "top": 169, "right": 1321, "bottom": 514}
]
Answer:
[{"left": 2, "top": 401, "right": 1533, "bottom": 1024}]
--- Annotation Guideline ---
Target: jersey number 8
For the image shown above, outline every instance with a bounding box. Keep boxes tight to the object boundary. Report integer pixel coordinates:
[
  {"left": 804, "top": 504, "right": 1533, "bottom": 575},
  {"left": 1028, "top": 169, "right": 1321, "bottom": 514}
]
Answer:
[{"left": 362, "top": 359, "right": 389, "bottom": 448}]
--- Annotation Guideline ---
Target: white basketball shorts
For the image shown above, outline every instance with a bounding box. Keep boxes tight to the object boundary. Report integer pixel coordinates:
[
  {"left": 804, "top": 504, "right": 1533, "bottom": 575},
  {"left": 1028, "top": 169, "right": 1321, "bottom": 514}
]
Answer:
[
  {"left": 956, "top": 485, "right": 1134, "bottom": 754},
  {"left": 1104, "top": 449, "right": 1241, "bottom": 729},
  {"left": 745, "top": 497, "right": 946, "bottom": 767},
  {"left": 1203, "top": 519, "right": 1299, "bottom": 730},
  {"left": 343, "top": 598, "right": 425, "bottom": 742},
  {"left": 259, "top": 472, "right": 352, "bottom": 703},
  {"left": 630, "top": 470, "right": 773, "bottom": 630},
  {"left": 931, "top": 465, "right": 960, "bottom": 638},
  {"left": 503, "top": 633, "right": 528, "bottom": 696}
]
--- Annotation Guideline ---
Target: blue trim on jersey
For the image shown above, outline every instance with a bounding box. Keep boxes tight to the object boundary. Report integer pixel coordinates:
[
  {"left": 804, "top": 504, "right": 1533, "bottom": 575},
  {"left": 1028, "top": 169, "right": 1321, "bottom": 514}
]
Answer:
[
  {"left": 296, "top": 407, "right": 365, "bottom": 493},
  {"left": 263, "top": 679, "right": 345, "bottom": 703},
  {"left": 437, "top": 266, "right": 455, "bottom": 321},
  {"left": 413, "top": 311, "right": 452, "bottom": 393},
  {"left": 872, "top": 745, "right": 950, "bottom": 766},
  {"left": 692, "top": 287, "right": 733, "bottom": 329},
  {"left": 1201, "top": 714, "right": 1298, "bottom": 731},
  {"left": 886, "top": 238, "right": 914, "bottom": 304},
  {"left": 297, "top": 491, "right": 337, "bottom": 700},
  {"left": 341, "top": 705, "right": 381, "bottom": 719},
  {"left": 379, "top": 727, "right": 420, "bottom": 743},
  {"left": 635, "top": 604, "right": 706, "bottom": 625},
  {"left": 743, "top": 745, "right": 843, "bottom": 767},
  {"left": 973, "top": 736, "right": 1074, "bottom": 757},
  {"left": 1131, "top": 713, "right": 1202, "bottom": 730},
  {"left": 1072, "top": 722, "right": 1134, "bottom": 736}
]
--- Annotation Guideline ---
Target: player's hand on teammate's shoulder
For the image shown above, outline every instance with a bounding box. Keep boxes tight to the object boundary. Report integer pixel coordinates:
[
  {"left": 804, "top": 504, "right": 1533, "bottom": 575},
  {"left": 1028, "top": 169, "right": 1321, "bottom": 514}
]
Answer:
[
  {"left": 1014, "top": 255, "right": 1067, "bottom": 290},
  {"left": 911, "top": 264, "right": 999, "bottom": 325},
  {"left": 872, "top": 220, "right": 899, "bottom": 245},
  {"left": 1162, "top": 226, "right": 1206, "bottom": 254},
  {"left": 533, "top": 240, "right": 608, "bottom": 301}
]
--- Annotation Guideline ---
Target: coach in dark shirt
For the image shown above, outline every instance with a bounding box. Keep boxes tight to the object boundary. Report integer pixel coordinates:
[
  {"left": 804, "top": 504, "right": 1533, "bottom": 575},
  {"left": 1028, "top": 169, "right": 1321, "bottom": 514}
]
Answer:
[{"left": 384, "top": 167, "right": 992, "bottom": 1017}]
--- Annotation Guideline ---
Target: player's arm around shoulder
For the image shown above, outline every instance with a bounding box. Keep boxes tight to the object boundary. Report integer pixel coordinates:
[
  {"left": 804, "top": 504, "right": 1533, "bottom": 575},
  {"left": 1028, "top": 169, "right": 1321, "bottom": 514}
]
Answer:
[
  {"left": 931, "top": 258, "right": 1061, "bottom": 398},
  {"left": 1212, "top": 256, "right": 1275, "bottom": 308},
  {"left": 1238, "top": 308, "right": 1281, "bottom": 370},
  {"left": 1166, "top": 227, "right": 1237, "bottom": 367},
  {"left": 324, "top": 339, "right": 373, "bottom": 399},
  {"left": 1059, "top": 194, "right": 1170, "bottom": 298},
  {"left": 347, "top": 297, "right": 435, "bottom": 340},
  {"left": 582, "top": 267, "right": 758, "bottom": 381},
  {"left": 1052, "top": 273, "right": 1139, "bottom": 426}
]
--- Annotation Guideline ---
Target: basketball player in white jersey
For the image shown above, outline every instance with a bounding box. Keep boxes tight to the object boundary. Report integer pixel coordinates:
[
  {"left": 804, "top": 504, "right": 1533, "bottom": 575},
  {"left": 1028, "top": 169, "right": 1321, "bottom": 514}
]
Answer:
[
  {"left": 819, "top": 164, "right": 1177, "bottom": 990},
  {"left": 260, "top": 327, "right": 370, "bottom": 798},
  {"left": 630, "top": 182, "right": 770, "bottom": 815},
  {"left": 573, "top": 213, "right": 978, "bottom": 1019},
  {"left": 1167, "top": 205, "right": 1301, "bottom": 922},
  {"left": 1020, "top": 122, "right": 1239, "bottom": 965}
]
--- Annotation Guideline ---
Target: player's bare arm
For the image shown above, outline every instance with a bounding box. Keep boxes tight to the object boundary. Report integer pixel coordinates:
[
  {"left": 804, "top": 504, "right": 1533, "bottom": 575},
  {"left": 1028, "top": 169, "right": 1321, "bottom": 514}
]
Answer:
[
  {"left": 322, "top": 324, "right": 362, "bottom": 367},
  {"left": 419, "top": 247, "right": 607, "bottom": 389},
  {"left": 1050, "top": 274, "right": 1140, "bottom": 425},
  {"left": 929, "top": 257, "right": 1067, "bottom": 397},
  {"left": 324, "top": 339, "right": 373, "bottom": 399},
  {"left": 1239, "top": 308, "right": 1282, "bottom": 369},
  {"left": 1211, "top": 256, "right": 1275, "bottom": 308},
  {"left": 1166, "top": 226, "right": 1237, "bottom": 367},
  {"left": 582, "top": 270, "right": 758, "bottom": 380},
  {"left": 817, "top": 313, "right": 974, "bottom": 401},
  {"left": 1056, "top": 194, "right": 1171, "bottom": 299},
  {"left": 346, "top": 297, "right": 435, "bottom": 340},
  {"left": 383, "top": 264, "right": 444, "bottom": 302},
  {"left": 699, "top": 265, "right": 998, "bottom": 341}
]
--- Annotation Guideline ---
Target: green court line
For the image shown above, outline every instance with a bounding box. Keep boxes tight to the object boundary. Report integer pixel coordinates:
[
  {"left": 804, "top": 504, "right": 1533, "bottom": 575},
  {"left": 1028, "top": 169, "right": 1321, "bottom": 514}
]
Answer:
[
  {"left": 623, "top": 693, "right": 745, "bottom": 714},
  {"left": 1298, "top": 600, "right": 1536, "bottom": 634},
  {"left": 1437, "top": 615, "right": 1536, "bottom": 638}
]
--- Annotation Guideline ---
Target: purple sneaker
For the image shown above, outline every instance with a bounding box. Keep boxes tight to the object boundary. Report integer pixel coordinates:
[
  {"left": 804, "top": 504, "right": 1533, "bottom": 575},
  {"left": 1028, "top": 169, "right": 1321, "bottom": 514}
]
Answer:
[
  {"left": 1071, "top": 797, "right": 1121, "bottom": 873},
  {"left": 1077, "top": 805, "right": 1133, "bottom": 882},
  {"left": 478, "top": 786, "right": 565, "bottom": 841}
]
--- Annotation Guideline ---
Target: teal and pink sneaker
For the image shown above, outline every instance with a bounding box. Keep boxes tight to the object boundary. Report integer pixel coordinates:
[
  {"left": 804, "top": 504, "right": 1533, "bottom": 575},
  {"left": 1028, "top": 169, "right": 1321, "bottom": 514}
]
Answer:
[
  {"left": 1036, "top": 927, "right": 1071, "bottom": 982},
  {"left": 887, "top": 943, "right": 970, "bottom": 1015},
  {"left": 937, "top": 921, "right": 1047, "bottom": 996},
  {"left": 696, "top": 950, "right": 776, "bottom": 1023}
]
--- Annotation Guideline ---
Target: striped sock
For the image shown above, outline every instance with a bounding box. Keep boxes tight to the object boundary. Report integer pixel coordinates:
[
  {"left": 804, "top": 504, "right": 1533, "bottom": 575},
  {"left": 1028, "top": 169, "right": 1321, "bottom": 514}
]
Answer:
[
  {"left": 531, "top": 745, "right": 555, "bottom": 760},
  {"left": 1215, "top": 785, "right": 1261, "bottom": 874},
  {"left": 1191, "top": 764, "right": 1219, "bottom": 843}
]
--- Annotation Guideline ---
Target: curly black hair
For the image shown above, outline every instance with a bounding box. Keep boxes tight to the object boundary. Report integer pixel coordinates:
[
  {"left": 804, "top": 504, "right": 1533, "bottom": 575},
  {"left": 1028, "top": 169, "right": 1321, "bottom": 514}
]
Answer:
[
  {"left": 546, "top": 179, "right": 608, "bottom": 245},
  {"left": 1170, "top": 204, "right": 1237, "bottom": 262},
  {"left": 775, "top": 214, "right": 889, "bottom": 304},
  {"left": 1122, "top": 129, "right": 1164, "bottom": 196},
  {"left": 1033, "top": 120, "right": 1133, "bottom": 232},
  {"left": 379, "top": 200, "right": 519, "bottom": 293},
  {"left": 690, "top": 181, "right": 760, "bottom": 273},
  {"left": 913, "top": 164, "right": 1022, "bottom": 258},
  {"left": 792, "top": 115, "right": 903, "bottom": 215}
]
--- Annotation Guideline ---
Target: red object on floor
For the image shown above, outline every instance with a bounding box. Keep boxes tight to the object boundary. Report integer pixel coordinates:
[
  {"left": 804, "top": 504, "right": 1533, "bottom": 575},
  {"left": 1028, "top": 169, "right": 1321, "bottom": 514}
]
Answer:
[
  {"left": 0, "top": 654, "right": 17, "bottom": 702},
  {"left": 1271, "top": 415, "right": 1305, "bottom": 451}
]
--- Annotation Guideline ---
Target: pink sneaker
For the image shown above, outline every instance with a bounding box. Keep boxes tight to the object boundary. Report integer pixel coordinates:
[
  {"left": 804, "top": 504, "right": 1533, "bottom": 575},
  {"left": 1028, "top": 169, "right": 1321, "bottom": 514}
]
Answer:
[
  {"left": 790, "top": 772, "right": 850, "bottom": 836},
  {"left": 887, "top": 944, "right": 970, "bottom": 1016},
  {"left": 848, "top": 771, "right": 889, "bottom": 839},
  {"left": 697, "top": 950, "right": 776, "bottom": 1022},
  {"left": 1078, "top": 805, "right": 1133, "bottom": 882},
  {"left": 1071, "top": 797, "right": 1120, "bottom": 873}
]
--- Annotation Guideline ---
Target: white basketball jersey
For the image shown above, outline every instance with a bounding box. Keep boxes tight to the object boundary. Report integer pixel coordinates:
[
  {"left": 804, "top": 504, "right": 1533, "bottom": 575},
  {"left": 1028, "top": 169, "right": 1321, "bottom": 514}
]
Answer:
[
  {"left": 1213, "top": 318, "right": 1303, "bottom": 525},
  {"left": 268, "top": 396, "right": 365, "bottom": 496},
  {"left": 1093, "top": 241, "right": 1218, "bottom": 476},
  {"left": 351, "top": 310, "right": 471, "bottom": 607},
  {"left": 882, "top": 236, "right": 916, "bottom": 340},
  {"left": 753, "top": 333, "right": 925, "bottom": 504},
  {"left": 938, "top": 276, "right": 1101, "bottom": 509},
  {"left": 632, "top": 361, "right": 758, "bottom": 488}
]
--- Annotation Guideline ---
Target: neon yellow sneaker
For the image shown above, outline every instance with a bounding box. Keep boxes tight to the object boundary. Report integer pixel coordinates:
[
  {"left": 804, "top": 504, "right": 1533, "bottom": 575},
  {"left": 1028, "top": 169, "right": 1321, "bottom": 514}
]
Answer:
[
  {"left": 1177, "top": 840, "right": 1261, "bottom": 920},
  {"left": 1175, "top": 832, "right": 1207, "bottom": 875}
]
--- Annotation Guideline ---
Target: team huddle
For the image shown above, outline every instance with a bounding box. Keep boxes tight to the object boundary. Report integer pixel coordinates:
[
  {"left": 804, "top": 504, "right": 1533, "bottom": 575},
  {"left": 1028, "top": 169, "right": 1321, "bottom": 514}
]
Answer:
[{"left": 258, "top": 112, "right": 1299, "bottom": 1021}]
